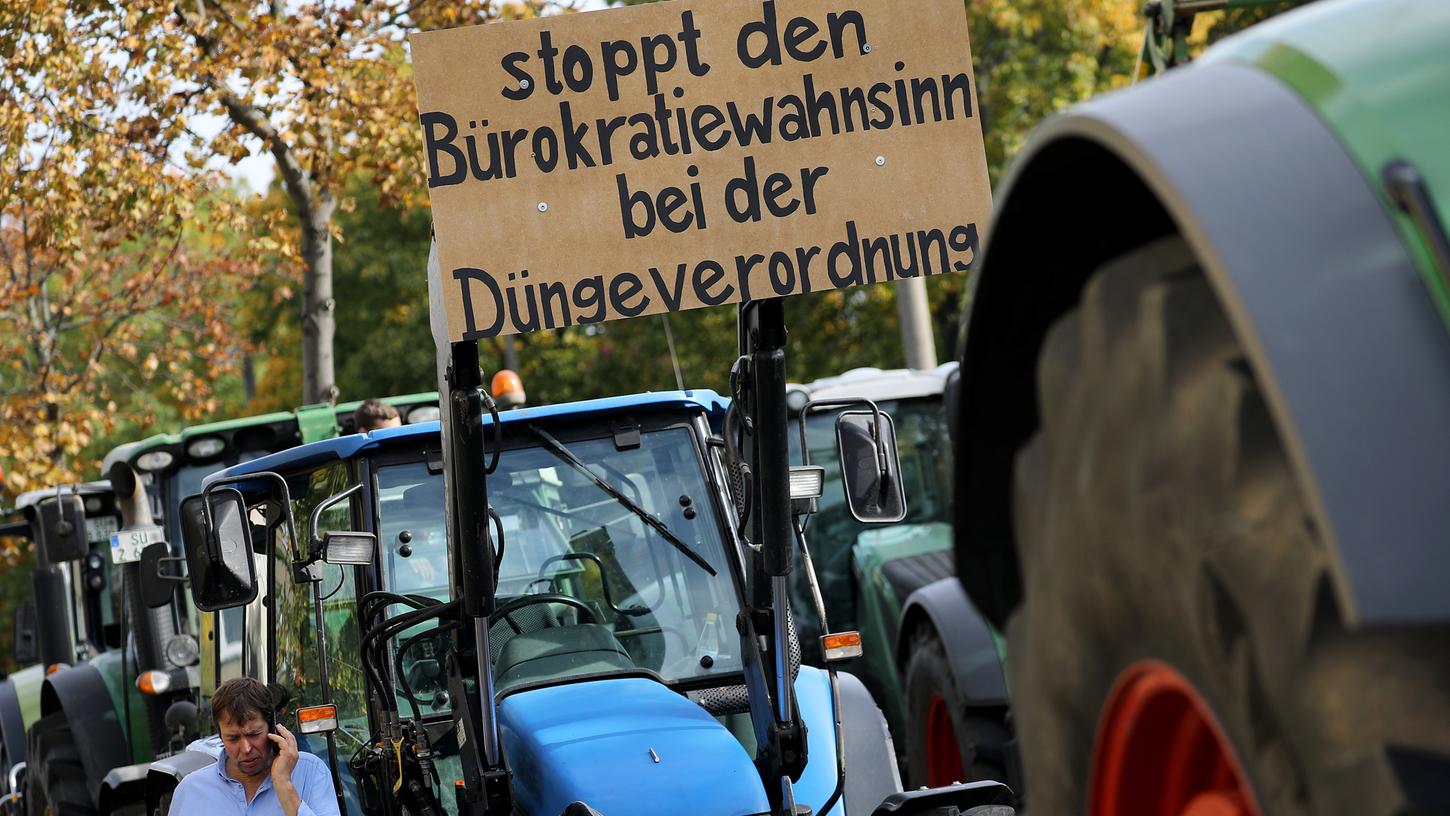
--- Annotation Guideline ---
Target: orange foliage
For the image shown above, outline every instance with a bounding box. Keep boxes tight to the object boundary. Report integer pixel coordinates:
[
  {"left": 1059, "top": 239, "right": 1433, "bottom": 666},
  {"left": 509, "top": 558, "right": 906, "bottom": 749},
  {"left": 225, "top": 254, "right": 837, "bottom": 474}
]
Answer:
[{"left": 0, "top": 5, "right": 269, "bottom": 495}]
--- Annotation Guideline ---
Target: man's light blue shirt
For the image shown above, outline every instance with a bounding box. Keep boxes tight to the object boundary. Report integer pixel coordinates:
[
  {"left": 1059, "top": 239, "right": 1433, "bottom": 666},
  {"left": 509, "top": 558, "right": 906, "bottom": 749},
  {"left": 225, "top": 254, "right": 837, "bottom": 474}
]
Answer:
[{"left": 169, "top": 748, "right": 340, "bottom": 816}]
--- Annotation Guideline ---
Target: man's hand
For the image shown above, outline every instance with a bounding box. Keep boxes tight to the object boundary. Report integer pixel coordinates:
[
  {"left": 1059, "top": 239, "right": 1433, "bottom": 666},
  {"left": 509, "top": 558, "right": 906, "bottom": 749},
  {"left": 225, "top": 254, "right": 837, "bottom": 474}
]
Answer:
[{"left": 269, "top": 723, "right": 304, "bottom": 816}]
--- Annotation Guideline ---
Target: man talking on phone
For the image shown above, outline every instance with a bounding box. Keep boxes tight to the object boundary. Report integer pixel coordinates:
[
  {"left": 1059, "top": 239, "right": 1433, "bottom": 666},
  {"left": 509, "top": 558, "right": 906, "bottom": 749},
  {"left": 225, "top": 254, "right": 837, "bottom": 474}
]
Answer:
[{"left": 169, "top": 677, "right": 341, "bottom": 816}]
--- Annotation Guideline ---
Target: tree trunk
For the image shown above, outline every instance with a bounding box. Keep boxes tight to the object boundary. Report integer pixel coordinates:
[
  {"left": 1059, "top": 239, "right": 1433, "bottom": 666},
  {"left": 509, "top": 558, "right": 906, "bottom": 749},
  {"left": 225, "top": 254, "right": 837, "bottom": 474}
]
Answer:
[
  {"left": 300, "top": 193, "right": 338, "bottom": 406},
  {"left": 501, "top": 336, "right": 520, "bottom": 372}
]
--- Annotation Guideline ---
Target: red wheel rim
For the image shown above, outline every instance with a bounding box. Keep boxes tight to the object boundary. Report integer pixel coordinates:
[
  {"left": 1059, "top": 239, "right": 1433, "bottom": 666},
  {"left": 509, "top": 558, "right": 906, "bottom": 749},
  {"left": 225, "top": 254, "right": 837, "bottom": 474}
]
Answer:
[
  {"left": 1090, "top": 660, "right": 1261, "bottom": 816},
  {"left": 924, "top": 692, "right": 966, "bottom": 786}
]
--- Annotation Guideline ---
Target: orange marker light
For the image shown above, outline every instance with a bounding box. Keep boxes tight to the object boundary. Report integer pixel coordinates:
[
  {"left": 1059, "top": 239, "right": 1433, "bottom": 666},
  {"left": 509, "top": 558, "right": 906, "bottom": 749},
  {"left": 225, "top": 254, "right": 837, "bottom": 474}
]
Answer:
[
  {"left": 137, "top": 670, "right": 171, "bottom": 695},
  {"left": 821, "top": 631, "right": 863, "bottom": 662},
  {"left": 296, "top": 704, "right": 338, "bottom": 735},
  {"left": 45, "top": 663, "right": 67, "bottom": 676},
  {"left": 491, "top": 369, "right": 526, "bottom": 409}
]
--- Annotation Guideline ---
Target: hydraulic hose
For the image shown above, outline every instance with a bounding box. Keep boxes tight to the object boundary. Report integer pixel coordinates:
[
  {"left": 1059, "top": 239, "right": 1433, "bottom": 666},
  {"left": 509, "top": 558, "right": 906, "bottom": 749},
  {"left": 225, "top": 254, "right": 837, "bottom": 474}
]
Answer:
[
  {"left": 361, "top": 600, "right": 459, "bottom": 717},
  {"left": 395, "top": 621, "right": 461, "bottom": 721}
]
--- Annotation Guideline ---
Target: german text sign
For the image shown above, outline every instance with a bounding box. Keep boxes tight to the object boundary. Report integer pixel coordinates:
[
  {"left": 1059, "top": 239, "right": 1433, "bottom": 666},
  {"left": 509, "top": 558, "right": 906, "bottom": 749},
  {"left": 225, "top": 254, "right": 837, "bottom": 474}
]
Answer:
[{"left": 411, "top": 0, "right": 991, "bottom": 341}]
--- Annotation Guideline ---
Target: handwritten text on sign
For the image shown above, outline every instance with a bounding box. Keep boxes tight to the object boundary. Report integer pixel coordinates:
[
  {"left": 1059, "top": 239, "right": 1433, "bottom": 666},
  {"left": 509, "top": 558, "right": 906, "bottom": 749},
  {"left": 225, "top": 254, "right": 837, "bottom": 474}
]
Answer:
[{"left": 410, "top": 0, "right": 991, "bottom": 341}]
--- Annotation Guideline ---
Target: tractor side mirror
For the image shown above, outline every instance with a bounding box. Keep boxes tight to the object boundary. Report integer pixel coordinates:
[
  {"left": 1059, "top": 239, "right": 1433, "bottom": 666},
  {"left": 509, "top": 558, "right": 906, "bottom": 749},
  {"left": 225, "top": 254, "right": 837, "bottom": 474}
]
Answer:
[
  {"left": 180, "top": 488, "right": 258, "bottom": 612},
  {"left": 139, "top": 542, "right": 186, "bottom": 609},
  {"left": 13, "top": 600, "right": 37, "bottom": 666},
  {"left": 836, "top": 410, "right": 907, "bottom": 524},
  {"left": 35, "top": 495, "right": 87, "bottom": 563}
]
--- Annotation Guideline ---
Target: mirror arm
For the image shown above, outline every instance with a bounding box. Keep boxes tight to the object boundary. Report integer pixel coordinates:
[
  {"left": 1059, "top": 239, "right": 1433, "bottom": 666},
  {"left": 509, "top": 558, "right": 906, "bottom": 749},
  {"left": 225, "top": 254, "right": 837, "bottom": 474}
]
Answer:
[
  {"left": 795, "top": 397, "right": 885, "bottom": 468},
  {"left": 308, "top": 482, "right": 365, "bottom": 551},
  {"left": 157, "top": 555, "right": 188, "bottom": 584},
  {"left": 296, "top": 482, "right": 366, "bottom": 580},
  {"left": 203, "top": 471, "right": 300, "bottom": 559}
]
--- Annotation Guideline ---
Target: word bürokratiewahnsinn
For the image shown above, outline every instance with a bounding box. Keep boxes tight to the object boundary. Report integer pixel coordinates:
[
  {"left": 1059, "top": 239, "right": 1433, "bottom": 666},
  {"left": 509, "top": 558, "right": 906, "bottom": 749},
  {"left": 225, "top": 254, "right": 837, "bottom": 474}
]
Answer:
[{"left": 421, "top": 65, "right": 973, "bottom": 188}]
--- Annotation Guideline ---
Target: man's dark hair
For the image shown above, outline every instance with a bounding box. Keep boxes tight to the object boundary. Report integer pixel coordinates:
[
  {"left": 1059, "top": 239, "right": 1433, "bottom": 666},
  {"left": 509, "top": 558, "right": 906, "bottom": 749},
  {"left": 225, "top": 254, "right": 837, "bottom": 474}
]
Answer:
[
  {"left": 211, "top": 677, "right": 272, "bottom": 727},
  {"left": 353, "top": 399, "right": 400, "bottom": 432}
]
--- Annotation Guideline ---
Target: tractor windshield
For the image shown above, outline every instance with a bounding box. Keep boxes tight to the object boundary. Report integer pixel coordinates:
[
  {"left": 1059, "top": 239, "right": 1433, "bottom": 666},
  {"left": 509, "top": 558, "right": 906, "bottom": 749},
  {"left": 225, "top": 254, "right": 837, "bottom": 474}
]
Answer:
[{"left": 376, "top": 424, "right": 740, "bottom": 714}]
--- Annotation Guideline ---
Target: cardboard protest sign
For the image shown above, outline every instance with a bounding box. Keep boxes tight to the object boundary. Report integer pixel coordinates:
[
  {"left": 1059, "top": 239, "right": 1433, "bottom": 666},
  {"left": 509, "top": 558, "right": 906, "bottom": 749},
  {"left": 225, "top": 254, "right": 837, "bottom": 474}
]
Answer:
[{"left": 410, "top": 0, "right": 991, "bottom": 341}]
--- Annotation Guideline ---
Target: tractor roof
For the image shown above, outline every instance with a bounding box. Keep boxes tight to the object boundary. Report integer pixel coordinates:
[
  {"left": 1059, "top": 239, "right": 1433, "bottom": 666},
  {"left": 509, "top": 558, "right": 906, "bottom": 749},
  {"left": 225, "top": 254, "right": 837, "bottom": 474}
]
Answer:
[{"left": 205, "top": 389, "right": 727, "bottom": 488}]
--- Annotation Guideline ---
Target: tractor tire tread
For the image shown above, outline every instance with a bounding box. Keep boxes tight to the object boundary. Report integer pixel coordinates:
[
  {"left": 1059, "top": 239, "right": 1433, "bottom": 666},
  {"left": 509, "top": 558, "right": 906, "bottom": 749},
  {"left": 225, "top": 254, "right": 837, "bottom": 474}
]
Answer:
[{"left": 1011, "top": 235, "right": 1450, "bottom": 815}]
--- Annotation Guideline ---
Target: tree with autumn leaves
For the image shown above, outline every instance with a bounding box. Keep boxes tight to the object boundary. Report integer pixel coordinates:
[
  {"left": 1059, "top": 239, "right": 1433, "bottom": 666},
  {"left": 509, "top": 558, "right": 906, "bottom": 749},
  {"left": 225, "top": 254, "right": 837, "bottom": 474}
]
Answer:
[
  {"left": 0, "top": 5, "right": 267, "bottom": 499},
  {"left": 1, "top": 2, "right": 557, "bottom": 486},
  {"left": 161, "top": 1, "right": 550, "bottom": 404}
]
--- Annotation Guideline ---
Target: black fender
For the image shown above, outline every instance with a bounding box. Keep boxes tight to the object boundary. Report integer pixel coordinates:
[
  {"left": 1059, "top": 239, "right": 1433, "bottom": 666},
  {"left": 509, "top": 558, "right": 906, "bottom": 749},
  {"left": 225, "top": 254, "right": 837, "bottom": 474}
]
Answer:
[
  {"left": 838, "top": 671, "right": 902, "bottom": 814},
  {"left": 954, "top": 57, "right": 1450, "bottom": 631},
  {"left": 0, "top": 679, "right": 25, "bottom": 772},
  {"left": 41, "top": 664, "right": 130, "bottom": 805},
  {"left": 145, "top": 744, "right": 219, "bottom": 815},
  {"left": 897, "top": 578, "right": 1007, "bottom": 708},
  {"left": 98, "top": 763, "right": 149, "bottom": 815}
]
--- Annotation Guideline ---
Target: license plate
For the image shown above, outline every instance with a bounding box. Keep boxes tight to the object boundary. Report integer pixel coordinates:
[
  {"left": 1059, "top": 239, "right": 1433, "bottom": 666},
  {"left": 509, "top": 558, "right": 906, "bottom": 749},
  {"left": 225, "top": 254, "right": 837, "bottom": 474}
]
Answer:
[
  {"left": 85, "top": 514, "right": 119, "bottom": 544},
  {"left": 111, "top": 526, "right": 166, "bottom": 564}
]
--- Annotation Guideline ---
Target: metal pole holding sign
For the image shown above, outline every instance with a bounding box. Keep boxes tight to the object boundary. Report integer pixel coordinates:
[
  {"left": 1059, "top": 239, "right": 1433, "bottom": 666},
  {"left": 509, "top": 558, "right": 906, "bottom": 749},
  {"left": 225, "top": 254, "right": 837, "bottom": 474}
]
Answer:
[
  {"left": 428, "top": 242, "right": 511, "bottom": 815},
  {"left": 741, "top": 298, "right": 810, "bottom": 814}
]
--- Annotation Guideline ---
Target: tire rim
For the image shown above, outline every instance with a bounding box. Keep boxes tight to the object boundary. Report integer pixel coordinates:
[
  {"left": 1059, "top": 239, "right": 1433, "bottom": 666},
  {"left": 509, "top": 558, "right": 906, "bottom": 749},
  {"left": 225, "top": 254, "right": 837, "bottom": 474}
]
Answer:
[
  {"left": 1090, "top": 660, "right": 1261, "bottom": 816},
  {"left": 924, "top": 692, "right": 965, "bottom": 786}
]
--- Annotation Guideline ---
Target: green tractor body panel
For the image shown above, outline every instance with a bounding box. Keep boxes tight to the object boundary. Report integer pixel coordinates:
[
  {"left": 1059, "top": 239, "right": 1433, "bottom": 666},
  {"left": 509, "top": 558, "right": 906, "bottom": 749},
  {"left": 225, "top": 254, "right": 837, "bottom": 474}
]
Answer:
[
  {"left": 10, "top": 665, "right": 45, "bottom": 733},
  {"left": 1203, "top": 0, "right": 1450, "bottom": 322},
  {"left": 88, "top": 650, "right": 154, "bottom": 764},
  {"left": 294, "top": 404, "right": 343, "bottom": 444},
  {"left": 121, "top": 410, "right": 302, "bottom": 459},
  {"left": 850, "top": 522, "right": 956, "bottom": 729}
]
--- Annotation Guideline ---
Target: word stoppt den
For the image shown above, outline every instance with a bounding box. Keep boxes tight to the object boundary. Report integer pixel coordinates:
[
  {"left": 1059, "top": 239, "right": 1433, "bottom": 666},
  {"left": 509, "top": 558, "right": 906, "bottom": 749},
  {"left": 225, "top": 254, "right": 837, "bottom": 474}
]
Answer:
[{"left": 499, "top": 3, "right": 870, "bottom": 103}]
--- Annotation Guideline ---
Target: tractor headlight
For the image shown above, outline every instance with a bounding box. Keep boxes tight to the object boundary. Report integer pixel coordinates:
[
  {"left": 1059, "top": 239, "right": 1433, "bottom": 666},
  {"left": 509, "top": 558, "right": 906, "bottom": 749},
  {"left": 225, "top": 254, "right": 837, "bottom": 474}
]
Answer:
[
  {"left": 135, "top": 450, "right": 175, "bottom": 472},
  {"left": 186, "top": 436, "right": 226, "bottom": 460},
  {"left": 164, "top": 634, "right": 201, "bottom": 668},
  {"left": 407, "top": 405, "right": 441, "bottom": 424}
]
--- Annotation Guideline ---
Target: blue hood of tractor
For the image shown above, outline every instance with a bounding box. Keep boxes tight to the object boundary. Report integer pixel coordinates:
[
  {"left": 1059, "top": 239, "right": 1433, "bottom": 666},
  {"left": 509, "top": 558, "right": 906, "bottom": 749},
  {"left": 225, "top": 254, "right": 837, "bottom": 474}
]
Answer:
[
  {"left": 500, "top": 678, "right": 768, "bottom": 816},
  {"left": 499, "top": 669, "right": 844, "bottom": 816}
]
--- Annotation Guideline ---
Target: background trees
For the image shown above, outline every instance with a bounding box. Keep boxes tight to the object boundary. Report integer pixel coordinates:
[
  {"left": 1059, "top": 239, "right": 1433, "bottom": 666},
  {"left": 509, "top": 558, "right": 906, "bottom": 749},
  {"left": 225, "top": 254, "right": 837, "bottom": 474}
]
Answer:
[
  {"left": 0, "top": 0, "right": 1147, "bottom": 492},
  {"left": 0, "top": 0, "right": 1254, "bottom": 675},
  {"left": 1, "top": 3, "right": 265, "bottom": 496}
]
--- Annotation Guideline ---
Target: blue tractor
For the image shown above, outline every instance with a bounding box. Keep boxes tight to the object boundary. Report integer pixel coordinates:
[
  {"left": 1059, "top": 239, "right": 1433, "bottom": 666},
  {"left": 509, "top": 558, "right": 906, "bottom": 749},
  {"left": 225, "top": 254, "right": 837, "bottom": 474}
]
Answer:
[{"left": 160, "top": 339, "right": 1015, "bottom": 813}]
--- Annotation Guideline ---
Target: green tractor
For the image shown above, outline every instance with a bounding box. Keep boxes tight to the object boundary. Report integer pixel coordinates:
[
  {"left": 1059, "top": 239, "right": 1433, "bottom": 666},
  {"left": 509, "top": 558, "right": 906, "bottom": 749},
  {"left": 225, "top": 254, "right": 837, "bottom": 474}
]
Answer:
[
  {"left": 787, "top": 365, "right": 1013, "bottom": 791},
  {"left": 952, "top": 0, "right": 1450, "bottom": 812},
  {"left": 5, "top": 394, "right": 437, "bottom": 815},
  {"left": 0, "top": 482, "right": 126, "bottom": 814}
]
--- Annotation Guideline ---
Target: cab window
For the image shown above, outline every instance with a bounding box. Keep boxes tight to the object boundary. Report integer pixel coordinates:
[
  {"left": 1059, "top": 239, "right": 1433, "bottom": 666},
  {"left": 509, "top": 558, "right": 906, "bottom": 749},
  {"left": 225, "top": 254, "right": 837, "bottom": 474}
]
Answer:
[{"left": 269, "top": 462, "right": 369, "bottom": 752}]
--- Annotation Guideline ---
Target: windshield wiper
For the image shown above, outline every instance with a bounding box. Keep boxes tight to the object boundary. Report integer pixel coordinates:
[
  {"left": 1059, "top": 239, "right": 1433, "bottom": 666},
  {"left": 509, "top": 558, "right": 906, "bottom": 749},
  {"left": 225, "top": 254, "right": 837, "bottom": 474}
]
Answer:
[{"left": 527, "top": 425, "right": 717, "bottom": 576}]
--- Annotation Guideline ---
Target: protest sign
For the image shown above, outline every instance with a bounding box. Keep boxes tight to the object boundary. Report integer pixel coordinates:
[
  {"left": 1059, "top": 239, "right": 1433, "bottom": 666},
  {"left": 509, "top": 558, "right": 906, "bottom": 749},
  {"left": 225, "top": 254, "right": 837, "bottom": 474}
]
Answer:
[{"left": 411, "top": 0, "right": 991, "bottom": 340}]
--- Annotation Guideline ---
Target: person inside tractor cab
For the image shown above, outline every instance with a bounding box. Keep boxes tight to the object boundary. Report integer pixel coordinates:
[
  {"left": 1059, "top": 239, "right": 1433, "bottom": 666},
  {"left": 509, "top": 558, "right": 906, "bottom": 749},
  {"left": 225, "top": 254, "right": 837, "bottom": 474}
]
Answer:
[
  {"left": 353, "top": 399, "right": 401, "bottom": 432},
  {"left": 169, "top": 677, "right": 340, "bottom": 816}
]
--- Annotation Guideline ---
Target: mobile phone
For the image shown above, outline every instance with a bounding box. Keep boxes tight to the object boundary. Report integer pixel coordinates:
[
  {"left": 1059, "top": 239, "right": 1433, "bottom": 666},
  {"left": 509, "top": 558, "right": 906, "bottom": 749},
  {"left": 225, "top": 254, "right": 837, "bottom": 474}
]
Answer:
[{"left": 266, "top": 707, "right": 279, "bottom": 758}]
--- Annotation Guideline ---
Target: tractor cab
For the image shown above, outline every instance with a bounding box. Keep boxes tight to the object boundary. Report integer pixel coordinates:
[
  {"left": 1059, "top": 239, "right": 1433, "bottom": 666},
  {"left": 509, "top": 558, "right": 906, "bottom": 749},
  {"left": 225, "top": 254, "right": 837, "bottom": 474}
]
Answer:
[
  {"left": 176, "top": 392, "right": 779, "bottom": 815},
  {"left": 173, "top": 389, "right": 1011, "bottom": 815}
]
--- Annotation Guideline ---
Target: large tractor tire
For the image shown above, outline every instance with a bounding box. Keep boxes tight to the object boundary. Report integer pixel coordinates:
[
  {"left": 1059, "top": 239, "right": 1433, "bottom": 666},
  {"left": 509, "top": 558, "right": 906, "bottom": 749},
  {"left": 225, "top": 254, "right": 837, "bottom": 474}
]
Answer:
[
  {"left": 902, "top": 627, "right": 1008, "bottom": 790},
  {"left": 25, "top": 714, "right": 93, "bottom": 816},
  {"left": 1009, "top": 237, "right": 1450, "bottom": 815}
]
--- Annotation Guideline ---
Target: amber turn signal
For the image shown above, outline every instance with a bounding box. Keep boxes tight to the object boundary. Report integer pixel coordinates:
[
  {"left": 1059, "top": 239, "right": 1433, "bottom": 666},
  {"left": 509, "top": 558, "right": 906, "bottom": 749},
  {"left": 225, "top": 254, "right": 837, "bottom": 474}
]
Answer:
[
  {"left": 821, "top": 631, "right": 863, "bottom": 662},
  {"left": 296, "top": 704, "right": 338, "bottom": 735}
]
